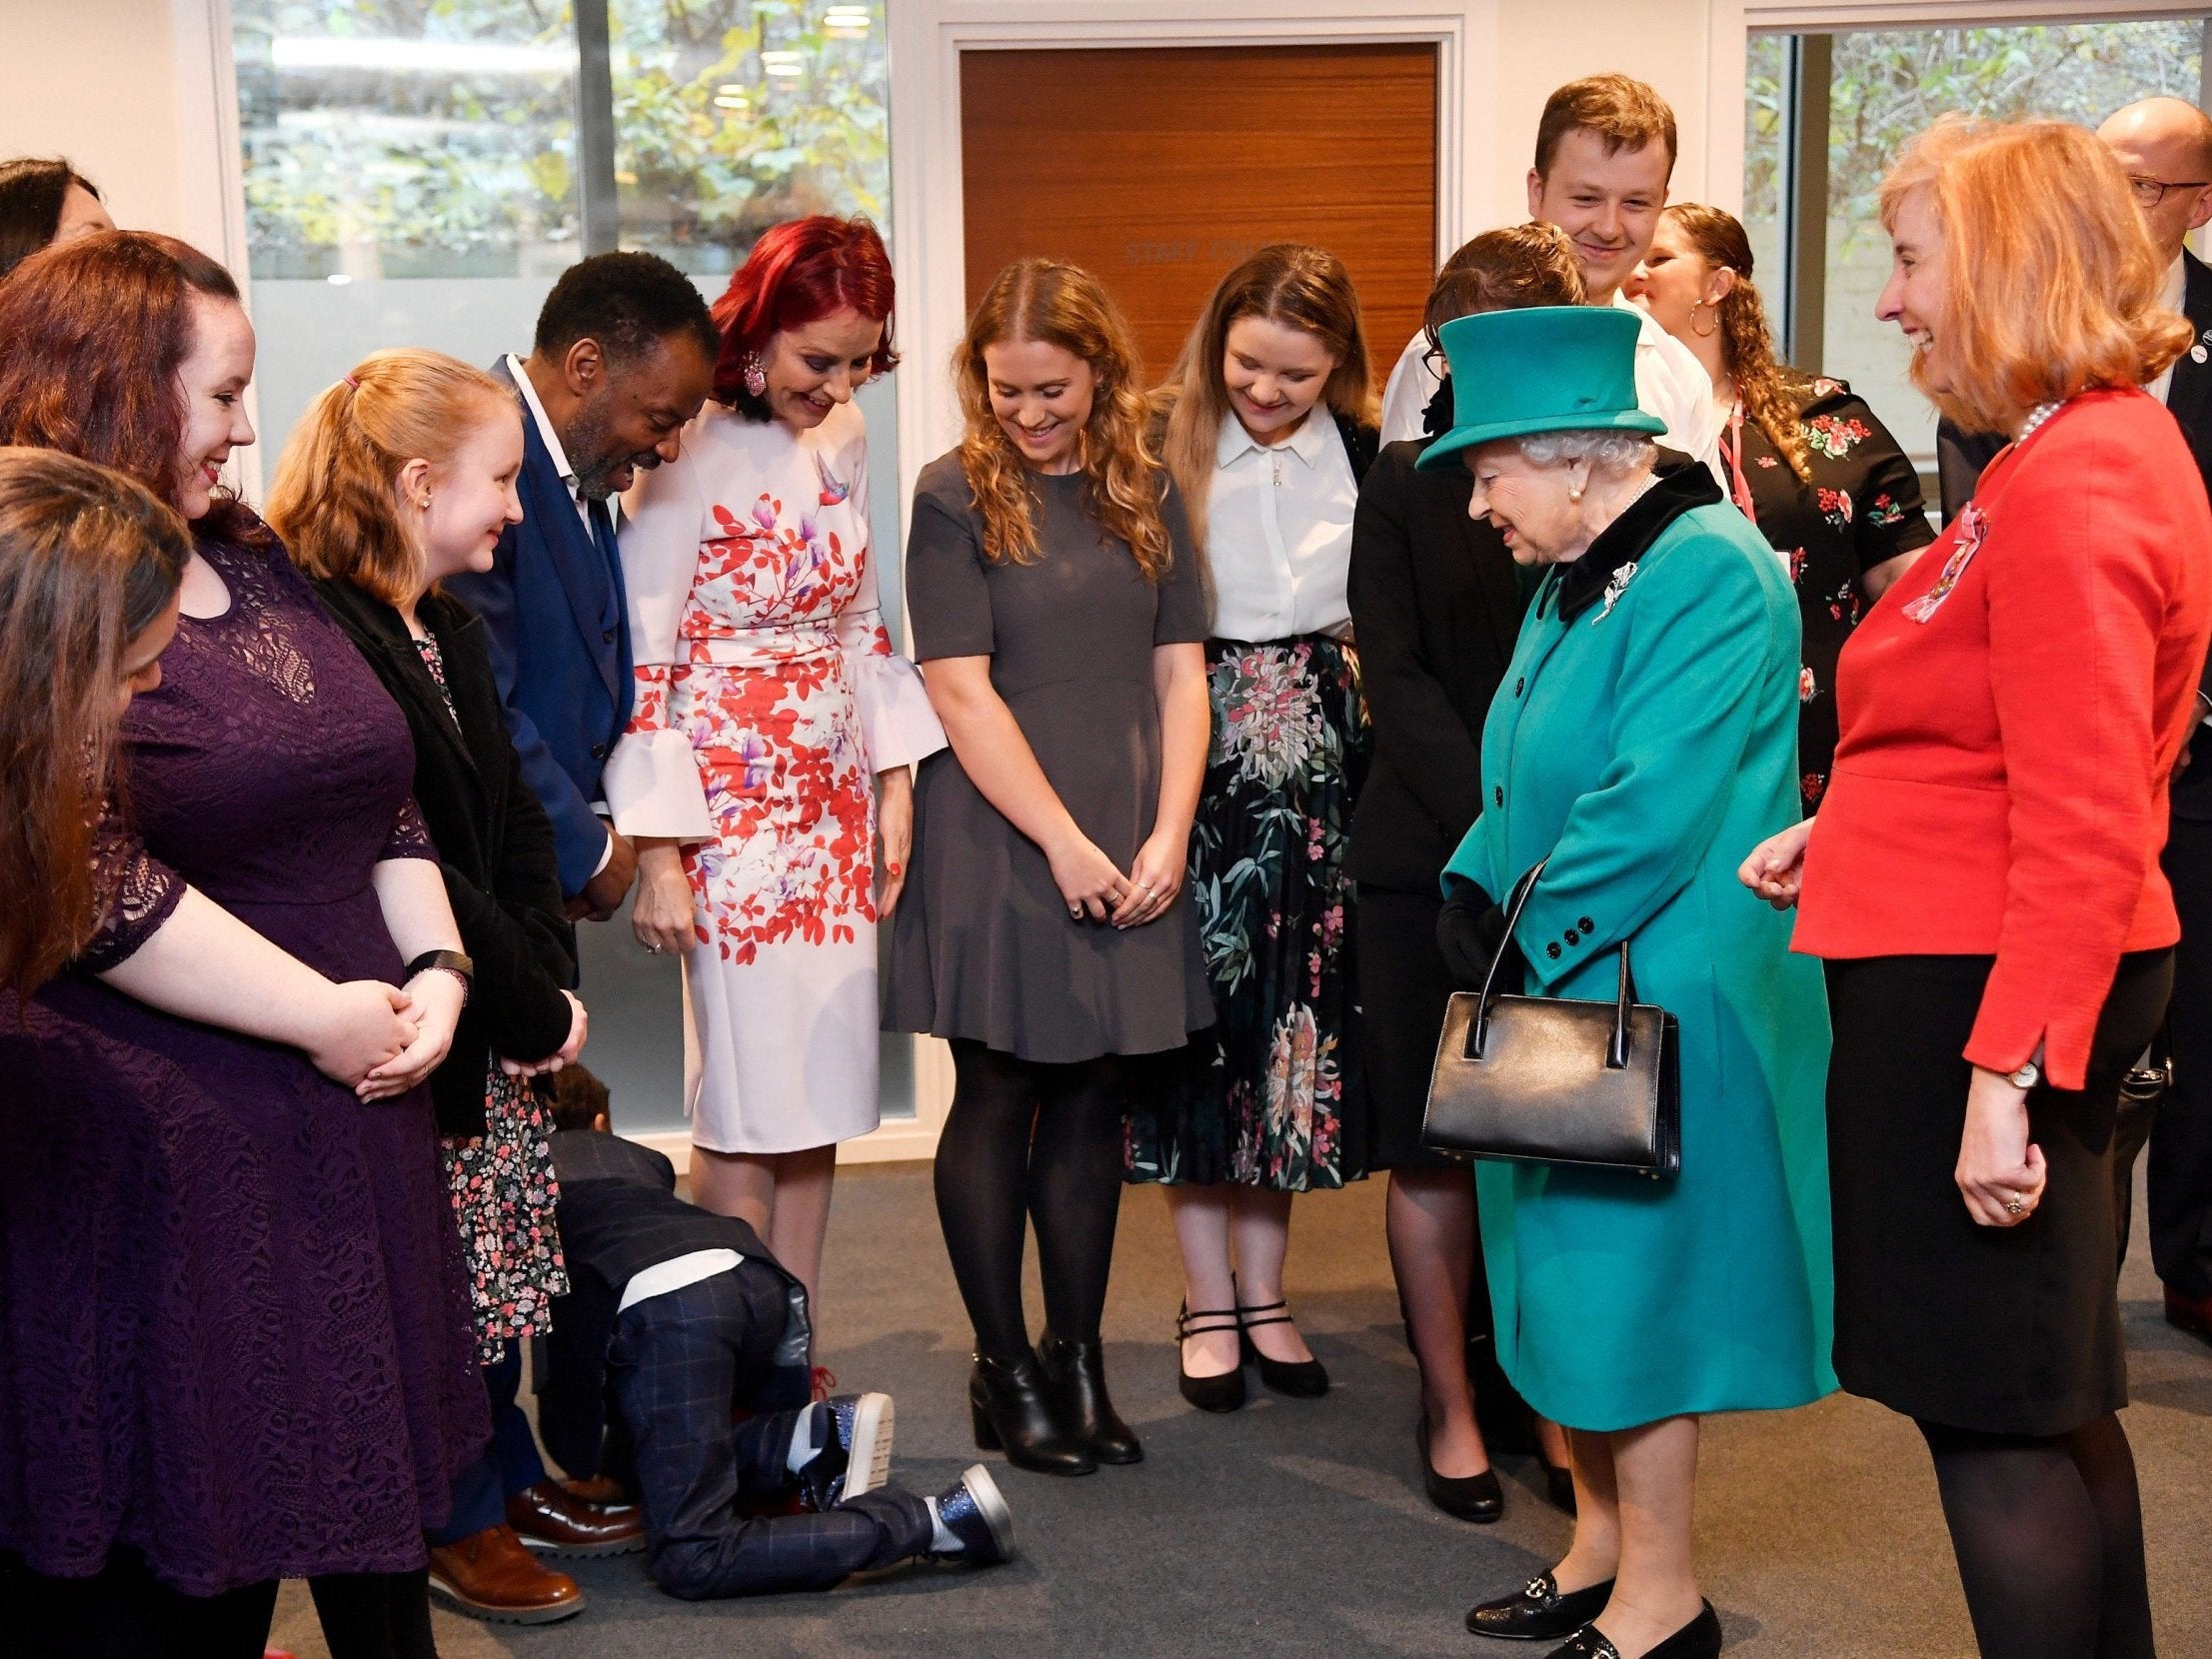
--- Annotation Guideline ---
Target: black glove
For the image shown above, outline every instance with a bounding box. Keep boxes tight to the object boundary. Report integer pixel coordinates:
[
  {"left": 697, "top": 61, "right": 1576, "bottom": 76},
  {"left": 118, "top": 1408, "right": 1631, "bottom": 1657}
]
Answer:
[{"left": 1436, "top": 887, "right": 1510, "bottom": 991}]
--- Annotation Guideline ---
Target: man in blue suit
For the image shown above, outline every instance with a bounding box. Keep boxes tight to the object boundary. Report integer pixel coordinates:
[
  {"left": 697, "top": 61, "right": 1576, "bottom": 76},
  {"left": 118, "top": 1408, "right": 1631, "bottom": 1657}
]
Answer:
[{"left": 451, "top": 253, "right": 718, "bottom": 921}]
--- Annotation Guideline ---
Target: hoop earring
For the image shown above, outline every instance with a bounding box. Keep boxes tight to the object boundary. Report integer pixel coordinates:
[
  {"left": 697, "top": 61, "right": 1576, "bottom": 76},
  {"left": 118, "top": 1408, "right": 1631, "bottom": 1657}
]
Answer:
[
  {"left": 741, "top": 352, "right": 767, "bottom": 398},
  {"left": 1690, "top": 301, "right": 1719, "bottom": 339}
]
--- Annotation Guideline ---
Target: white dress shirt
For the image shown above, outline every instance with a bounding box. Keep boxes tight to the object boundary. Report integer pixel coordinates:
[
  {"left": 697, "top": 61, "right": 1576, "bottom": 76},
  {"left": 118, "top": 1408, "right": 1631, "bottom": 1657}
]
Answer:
[
  {"left": 2146, "top": 254, "right": 2191, "bottom": 407},
  {"left": 1376, "top": 294, "right": 1724, "bottom": 469},
  {"left": 1205, "top": 409, "right": 1358, "bottom": 641},
  {"left": 507, "top": 352, "right": 604, "bottom": 536},
  {"left": 617, "top": 1248, "right": 744, "bottom": 1313}
]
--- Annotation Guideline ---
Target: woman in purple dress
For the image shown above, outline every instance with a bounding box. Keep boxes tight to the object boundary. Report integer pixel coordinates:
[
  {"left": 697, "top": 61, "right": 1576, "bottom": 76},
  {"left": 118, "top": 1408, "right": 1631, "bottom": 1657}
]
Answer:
[{"left": 0, "top": 232, "right": 487, "bottom": 1658}]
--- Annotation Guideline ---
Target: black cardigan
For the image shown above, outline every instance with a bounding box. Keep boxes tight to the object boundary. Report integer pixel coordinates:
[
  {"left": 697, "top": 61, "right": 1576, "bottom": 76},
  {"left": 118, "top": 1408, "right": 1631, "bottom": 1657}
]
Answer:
[
  {"left": 1342, "top": 438, "right": 1527, "bottom": 894},
  {"left": 314, "top": 578, "right": 578, "bottom": 1137}
]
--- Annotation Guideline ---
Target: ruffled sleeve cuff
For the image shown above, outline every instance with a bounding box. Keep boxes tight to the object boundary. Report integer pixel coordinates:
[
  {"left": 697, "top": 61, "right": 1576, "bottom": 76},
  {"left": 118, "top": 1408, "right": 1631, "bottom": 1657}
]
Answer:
[
  {"left": 850, "top": 644, "right": 948, "bottom": 772},
  {"left": 604, "top": 729, "right": 715, "bottom": 841}
]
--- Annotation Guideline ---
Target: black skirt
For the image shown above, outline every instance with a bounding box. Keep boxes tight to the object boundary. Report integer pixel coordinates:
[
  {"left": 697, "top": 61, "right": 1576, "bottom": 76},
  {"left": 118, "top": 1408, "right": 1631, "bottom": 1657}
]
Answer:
[
  {"left": 1352, "top": 885, "right": 1461, "bottom": 1172},
  {"left": 1824, "top": 950, "right": 2172, "bottom": 1435}
]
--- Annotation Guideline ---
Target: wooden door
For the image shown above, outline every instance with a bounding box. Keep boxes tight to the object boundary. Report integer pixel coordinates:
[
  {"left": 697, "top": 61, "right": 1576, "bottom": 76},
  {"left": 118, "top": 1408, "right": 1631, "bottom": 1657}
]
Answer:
[{"left": 960, "top": 44, "right": 1438, "bottom": 391}]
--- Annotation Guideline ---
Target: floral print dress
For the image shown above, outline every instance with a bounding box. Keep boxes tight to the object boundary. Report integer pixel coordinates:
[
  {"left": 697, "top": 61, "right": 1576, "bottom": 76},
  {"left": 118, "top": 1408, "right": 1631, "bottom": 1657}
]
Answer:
[
  {"left": 1125, "top": 417, "right": 1375, "bottom": 1191},
  {"left": 414, "top": 633, "right": 570, "bottom": 1365},
  {"left": 606, "top": 400, "right": 945, "bottom": 1153},
  {"left": 1718, "top": 376, "right": 1935, "bottom": 812}
]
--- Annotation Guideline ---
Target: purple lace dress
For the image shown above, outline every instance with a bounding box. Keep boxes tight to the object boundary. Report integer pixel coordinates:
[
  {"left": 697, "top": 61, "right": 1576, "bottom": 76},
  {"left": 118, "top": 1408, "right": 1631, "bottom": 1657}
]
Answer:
[{"left": 0, "top": 529, "right": 487, "bottom": 1595}]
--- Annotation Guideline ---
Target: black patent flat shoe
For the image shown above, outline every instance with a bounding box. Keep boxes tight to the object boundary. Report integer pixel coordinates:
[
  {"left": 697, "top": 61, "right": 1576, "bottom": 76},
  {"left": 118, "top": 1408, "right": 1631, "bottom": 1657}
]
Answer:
[
  {"left": 1038, "top": 1330, "right": 1142, "bottom": 1464},
  {"left": 1175, "top": 1301, "right": 1247, "bottom": 1413},
  {"left": 1466, "top": 1571, "right": 1615, "bottom": 1642},
  {"left": 969, "top": 1352, "right": 1096, "bottom": 1476},
  {"left": 1237, "top": 1297, "right": 1329, "bottom": 1397},
  {"left": 1417, "top": 1416, "right": 1502, "bottom": 1523},
  {"left": 1539, "top": 1600, "right": 1721, "bottom": 1659}
]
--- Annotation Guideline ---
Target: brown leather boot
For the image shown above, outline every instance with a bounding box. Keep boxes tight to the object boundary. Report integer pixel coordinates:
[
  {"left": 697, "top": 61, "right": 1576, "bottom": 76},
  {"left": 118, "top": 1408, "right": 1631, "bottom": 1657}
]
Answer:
[
  {"left": 506, "top": 1478, "right": 645, "bottom": 1557},
  {"left": 426, "top": 1523, "right": 587, "bottom": 1624}
]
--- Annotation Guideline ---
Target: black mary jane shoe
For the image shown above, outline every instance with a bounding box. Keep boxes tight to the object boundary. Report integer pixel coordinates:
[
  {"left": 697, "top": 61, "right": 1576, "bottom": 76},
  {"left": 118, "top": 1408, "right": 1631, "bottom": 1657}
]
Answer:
[
  {"left": 1237, "top": 1296, "right": 1329, "bottom": 1397},
  {"left": 1174, "top": 1301, "right": 1247, "bottom": 1413},
  {"left": 1538, "top": 1600, "right": 1721, "bottom": 1659},
  {"left": 1416, "top": 1416, "right": 1502, "bottom": 1523},
  {"left": 1037, "top": 1330, "right": 1143, "bottom": 1464},
  {"left": 1465, "top": 1571, "right": 1615, "bottom": 1642},
  {"left": 969, "top": 1351, "right": 1097, "bottom": 1477}
]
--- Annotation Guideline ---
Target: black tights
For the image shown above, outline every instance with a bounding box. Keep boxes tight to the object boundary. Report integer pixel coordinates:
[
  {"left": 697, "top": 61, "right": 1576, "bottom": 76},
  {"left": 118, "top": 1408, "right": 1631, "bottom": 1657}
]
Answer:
[
  {"left": 309, "top": 1569, "right": 439, "bottom": 1659},
  {"left": 935, "top": 1039, "right": 1128, "bottom": 1361},
  {"left": 1917, "top": 1414, "right": 2154, "bottom": 1659}
]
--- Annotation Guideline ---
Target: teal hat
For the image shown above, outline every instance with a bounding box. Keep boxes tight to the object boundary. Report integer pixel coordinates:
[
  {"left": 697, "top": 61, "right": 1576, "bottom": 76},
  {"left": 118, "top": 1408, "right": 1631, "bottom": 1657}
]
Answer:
[{"left": 1416, "top": 305, "right": 1664, "bottom": 471}]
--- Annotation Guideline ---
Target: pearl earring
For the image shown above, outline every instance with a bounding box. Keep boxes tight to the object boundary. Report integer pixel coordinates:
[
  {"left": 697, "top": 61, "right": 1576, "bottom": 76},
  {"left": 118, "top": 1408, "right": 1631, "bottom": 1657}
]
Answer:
[{"left": 1569, "top": 486, "right": 1584, "bottom": 503}]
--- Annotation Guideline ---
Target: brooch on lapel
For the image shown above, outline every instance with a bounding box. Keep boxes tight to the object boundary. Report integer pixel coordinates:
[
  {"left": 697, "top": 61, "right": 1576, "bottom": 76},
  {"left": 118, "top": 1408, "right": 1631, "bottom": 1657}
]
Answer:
[
  {"left": 1594, "top": 561, "right": 1638, "bottom": 624},
  {"left": 1901, "top": 504, "right": 1989, "bottom": 623},
  {"left": 2192, "top": 326, "right": 2211, "bottom": 365}
]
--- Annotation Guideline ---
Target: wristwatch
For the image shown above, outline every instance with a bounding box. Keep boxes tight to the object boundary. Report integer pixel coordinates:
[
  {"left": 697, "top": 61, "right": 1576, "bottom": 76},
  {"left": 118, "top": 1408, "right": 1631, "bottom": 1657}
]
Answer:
[
  {"left": 405, "top": 947, "right": 475, "bottom": 1005},
  {"left": 2007, "top": 1058, "right": 2042, "bottom": 1091}
]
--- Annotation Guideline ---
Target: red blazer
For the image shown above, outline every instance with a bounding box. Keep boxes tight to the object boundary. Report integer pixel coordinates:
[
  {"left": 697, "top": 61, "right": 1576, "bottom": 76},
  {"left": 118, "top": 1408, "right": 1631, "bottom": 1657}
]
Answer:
[{"left": 1795, "top": 388, "right": 2212, "bottom": 1088}]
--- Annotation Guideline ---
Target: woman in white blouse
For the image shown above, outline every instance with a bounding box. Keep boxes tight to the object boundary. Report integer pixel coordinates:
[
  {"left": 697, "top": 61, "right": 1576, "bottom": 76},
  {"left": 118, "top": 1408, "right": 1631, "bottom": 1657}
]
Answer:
[
  {"left": 1126, "top": 245, "right": 1380, "bottom": 1411},
  {"left": 608, "top": 217, "right": 944, "bottom": 1361}
]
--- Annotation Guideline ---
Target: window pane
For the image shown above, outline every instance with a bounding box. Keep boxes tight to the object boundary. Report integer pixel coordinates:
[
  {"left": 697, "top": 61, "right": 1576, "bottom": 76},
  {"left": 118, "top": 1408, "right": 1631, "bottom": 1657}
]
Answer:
[
  {"left": 1817, "top": 19, "right": 2206, "bottom": 462},
  {"left": 609, "top": 0, "right": 891, "bottom": 278},
  {"left": 233, "top": 1, "right": 582, "bottom": 281},
  {"left": 1743, "top": 31, "right": 1788, "bottom": 304}
]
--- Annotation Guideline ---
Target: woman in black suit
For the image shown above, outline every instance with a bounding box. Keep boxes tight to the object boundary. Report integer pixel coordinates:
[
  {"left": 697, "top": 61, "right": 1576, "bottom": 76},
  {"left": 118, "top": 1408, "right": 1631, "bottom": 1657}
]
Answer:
[
  {"left": 1346, "top": 225, "right": 1583, "bottom": 1523},
  {"left": 272, "top": 349, "right": 634, "bottom": 1631}
]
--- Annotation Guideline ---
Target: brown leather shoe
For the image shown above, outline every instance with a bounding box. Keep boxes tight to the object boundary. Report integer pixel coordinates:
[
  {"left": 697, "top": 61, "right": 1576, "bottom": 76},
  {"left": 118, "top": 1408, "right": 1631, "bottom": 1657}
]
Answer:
[
  {"left": 507, "top": 1478, "right": 646, "bottom": 1557},
  {"left": 426, "top": 1524, "right": 586, "bottom": 1624},
  {"left": 2165, "top": 1285, "right": 2212, "bottom": 1345},
  {"left": 561, "top": 1473, "right": 632, "bottom": 1507}
]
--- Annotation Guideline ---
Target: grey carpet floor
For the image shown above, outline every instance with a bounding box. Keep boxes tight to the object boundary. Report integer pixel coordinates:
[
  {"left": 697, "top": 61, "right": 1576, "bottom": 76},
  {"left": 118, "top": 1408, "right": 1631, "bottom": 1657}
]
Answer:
[{"left": 269, "top": 1165, "right": 2212, "bottom": 1659}]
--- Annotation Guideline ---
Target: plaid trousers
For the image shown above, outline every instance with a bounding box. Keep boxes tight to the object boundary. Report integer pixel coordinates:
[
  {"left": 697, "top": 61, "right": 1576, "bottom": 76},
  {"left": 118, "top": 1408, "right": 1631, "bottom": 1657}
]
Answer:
[{"left": 608, "top": 1268, "right": 933, "bottom": 1599}]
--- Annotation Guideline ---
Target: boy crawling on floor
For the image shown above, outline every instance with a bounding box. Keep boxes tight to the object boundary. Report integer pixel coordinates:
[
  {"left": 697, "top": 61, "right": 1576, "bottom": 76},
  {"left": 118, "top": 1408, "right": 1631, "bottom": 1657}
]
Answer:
[{"left": 535, "top": 1066, "right": 1014, "bottom": 1598}]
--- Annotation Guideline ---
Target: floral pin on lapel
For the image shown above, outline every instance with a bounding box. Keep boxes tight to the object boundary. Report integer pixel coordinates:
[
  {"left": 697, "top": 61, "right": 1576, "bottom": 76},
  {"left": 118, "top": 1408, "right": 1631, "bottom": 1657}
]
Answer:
[
  {"left": 1901, "top": 504, "right": 1988, "bottom": 623},
  {"left": 1594, "top": 561, "right": 1638, "bottom": 623}
]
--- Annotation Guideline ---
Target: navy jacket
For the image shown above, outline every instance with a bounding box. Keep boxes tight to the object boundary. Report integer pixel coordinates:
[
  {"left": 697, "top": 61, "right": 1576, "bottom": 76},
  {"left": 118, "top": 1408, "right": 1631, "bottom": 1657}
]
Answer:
[{"left": 447, "top": 358, "right": 635, "bottom": 894}]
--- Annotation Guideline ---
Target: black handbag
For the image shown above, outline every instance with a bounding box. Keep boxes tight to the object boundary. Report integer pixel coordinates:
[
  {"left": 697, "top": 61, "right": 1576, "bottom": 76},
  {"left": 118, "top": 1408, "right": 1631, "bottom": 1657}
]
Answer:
[{"left": 1419, "top": 860, "right": 1680, "bottom": 1176}]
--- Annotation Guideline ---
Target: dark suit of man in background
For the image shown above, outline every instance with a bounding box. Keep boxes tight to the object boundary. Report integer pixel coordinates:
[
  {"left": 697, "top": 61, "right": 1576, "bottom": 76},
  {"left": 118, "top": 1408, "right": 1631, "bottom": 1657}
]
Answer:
[
  {"left": 450, "top": 253, "right": 718, "bottom": 922},
  {"left": 1936, "top": 97, "right": 2212, "bottom": 1336}
]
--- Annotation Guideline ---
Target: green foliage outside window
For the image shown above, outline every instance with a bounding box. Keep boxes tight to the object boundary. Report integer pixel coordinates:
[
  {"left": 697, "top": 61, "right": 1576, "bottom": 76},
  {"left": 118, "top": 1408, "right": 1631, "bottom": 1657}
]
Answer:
[{"left": 233, "top": 0, "right": 889, "bottom": 280}]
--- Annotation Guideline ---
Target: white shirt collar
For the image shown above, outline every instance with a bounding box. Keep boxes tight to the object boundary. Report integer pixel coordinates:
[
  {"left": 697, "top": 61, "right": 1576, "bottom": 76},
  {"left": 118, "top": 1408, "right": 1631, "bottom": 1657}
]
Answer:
[
  {"left": 2163, "top": 252, "right": 2189, "bottom": 314},
  {"left": 1216, "top": 405, "right": 1334, "bottom": 469},
  {"left": 506, "top": 352, "right": 579, "bottom": 496}
]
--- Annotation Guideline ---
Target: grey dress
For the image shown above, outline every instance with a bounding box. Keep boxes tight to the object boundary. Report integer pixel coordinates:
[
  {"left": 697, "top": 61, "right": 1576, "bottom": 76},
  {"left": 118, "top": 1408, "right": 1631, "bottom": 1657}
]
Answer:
[{"left": 884, "top": 454, "right": 1213, "bottom": 1062}]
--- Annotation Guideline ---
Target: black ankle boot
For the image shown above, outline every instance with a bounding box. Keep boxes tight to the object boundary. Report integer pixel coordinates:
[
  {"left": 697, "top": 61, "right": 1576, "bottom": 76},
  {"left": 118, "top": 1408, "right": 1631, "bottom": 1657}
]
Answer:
[
  {"left": 969, "top": 1351, "right": 1097, "bottom": 1476},
  {"left": 1038, "top": 1330, "right": 1143, "bottom": 1465}
]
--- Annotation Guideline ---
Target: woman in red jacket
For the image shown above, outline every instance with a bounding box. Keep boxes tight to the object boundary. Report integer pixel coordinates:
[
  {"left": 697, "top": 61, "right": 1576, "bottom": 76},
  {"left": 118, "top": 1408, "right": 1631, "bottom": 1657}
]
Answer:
[{"left": 1742, "top": 119, "right": 2209, "bottom": 1659}]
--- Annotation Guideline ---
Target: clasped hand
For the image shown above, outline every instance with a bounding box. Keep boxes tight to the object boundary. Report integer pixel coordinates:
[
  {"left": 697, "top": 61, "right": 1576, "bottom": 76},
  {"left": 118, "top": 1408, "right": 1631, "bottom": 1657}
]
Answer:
[
  {"left": 1049, "top": 827, "right": 1181, "bottom": 928},
  {"left": 302, "top": 970, "right": 464, "bottom": 1101}
]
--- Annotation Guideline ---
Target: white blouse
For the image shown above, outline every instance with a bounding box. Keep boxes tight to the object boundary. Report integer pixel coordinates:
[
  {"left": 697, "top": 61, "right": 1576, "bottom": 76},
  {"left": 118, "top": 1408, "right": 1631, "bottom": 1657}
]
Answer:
[{"left": 1205, "top": 408, "right": 1358, "bottom": 642}]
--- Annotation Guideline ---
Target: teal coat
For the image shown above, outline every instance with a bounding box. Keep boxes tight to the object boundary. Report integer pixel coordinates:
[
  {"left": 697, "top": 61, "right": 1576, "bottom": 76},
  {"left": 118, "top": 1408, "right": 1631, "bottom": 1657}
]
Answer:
[{"left": 1442, "top": 476, "right": 1835, "bottom": 1431}]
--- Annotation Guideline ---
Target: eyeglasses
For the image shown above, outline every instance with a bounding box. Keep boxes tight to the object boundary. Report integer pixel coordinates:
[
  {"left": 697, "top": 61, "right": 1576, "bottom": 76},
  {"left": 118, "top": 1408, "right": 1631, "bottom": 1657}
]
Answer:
[{"left": 2128, "top": 174, "right": 2210, "bottom": 207}]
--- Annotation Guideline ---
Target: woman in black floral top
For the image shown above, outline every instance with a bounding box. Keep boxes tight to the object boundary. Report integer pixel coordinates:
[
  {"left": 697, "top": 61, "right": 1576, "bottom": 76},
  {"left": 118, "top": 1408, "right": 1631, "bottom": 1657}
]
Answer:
[{"left": 1630, "top": 204, "right": 1935, "bottom": 810}]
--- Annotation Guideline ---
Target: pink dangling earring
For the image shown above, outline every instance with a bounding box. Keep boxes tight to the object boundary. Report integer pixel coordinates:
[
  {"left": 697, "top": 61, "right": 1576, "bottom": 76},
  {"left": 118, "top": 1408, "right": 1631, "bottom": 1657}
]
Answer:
[{"left": 741, "top": 352, "right": 767, "bottom": 397}]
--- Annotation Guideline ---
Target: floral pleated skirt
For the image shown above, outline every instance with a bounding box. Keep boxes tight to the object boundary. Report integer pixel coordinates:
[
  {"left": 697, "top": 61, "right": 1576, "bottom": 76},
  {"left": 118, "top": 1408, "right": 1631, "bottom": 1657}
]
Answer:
[
  {"left": 1125, "top": 635, "right": 1370, "bottom": 1190},
  {"left": 443, "top": 1067, "right": 570, "bottom": 1365}
]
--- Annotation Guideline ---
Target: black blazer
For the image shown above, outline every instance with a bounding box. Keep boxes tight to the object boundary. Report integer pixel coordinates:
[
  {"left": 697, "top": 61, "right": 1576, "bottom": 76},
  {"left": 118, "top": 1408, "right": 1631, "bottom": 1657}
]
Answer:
[
  {"left": 314, "top": 578, "right": 579, "bottom": 1136},
  {"left": 1343, "top": 437, "right": 1527, "bottom": 894},
  {"left": 1935, "top": 248, "right": 2212, "bottom": 816}
]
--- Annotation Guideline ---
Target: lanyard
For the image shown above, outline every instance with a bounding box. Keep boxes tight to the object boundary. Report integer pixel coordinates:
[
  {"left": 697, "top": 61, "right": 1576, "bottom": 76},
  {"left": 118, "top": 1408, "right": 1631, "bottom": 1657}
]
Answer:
[{"left": 1717, "top": 400, "right": 1760, "bottom": 526}]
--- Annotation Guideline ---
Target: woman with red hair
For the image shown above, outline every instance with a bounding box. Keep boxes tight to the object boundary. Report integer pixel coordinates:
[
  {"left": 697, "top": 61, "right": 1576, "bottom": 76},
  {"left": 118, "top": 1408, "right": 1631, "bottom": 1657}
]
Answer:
[{"left": 607, "top": 216, "right": 942, "bottom": 1355}]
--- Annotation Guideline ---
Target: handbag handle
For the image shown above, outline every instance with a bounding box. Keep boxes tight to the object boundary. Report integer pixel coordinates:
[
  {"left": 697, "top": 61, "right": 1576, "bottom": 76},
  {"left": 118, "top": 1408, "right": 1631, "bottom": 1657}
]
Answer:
[{"left": 1471, "top": 857, "right": 1638, "bottom": 1070}]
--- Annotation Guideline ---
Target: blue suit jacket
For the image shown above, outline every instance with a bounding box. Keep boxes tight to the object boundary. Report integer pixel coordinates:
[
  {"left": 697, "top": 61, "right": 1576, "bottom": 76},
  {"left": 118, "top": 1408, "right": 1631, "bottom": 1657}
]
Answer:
[{"left": 447, "top": 359, "right": 635, "bottom": 895}]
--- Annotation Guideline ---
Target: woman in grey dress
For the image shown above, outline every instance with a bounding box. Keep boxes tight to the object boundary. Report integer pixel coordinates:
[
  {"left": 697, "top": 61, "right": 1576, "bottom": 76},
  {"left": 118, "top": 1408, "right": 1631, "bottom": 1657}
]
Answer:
[{"left": 887, "top": 258, "right": 1212, "bottom": 1476}]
